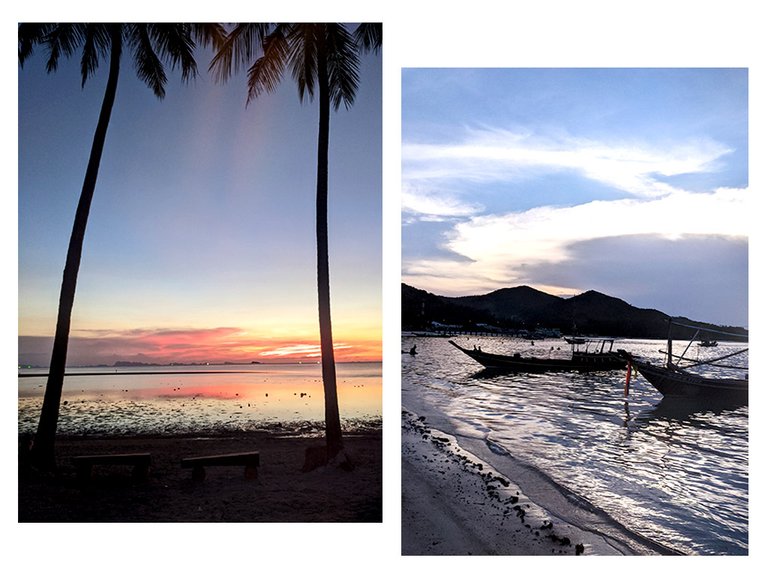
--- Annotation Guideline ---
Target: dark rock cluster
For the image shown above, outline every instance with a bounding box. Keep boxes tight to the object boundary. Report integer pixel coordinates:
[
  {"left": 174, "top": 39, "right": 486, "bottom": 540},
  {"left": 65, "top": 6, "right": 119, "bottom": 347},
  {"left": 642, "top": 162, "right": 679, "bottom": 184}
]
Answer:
[{"left": 403, "top": 410, "right": 586, "bottom": 555}]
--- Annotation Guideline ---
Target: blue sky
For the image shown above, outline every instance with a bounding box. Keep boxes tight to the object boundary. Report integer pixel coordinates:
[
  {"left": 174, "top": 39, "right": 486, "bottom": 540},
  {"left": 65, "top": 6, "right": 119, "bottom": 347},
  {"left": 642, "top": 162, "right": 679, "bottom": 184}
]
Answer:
[
  {"left": 402, "top": 68, "right": 749, "bottom": 327},
  {"left": 17, "top": 26, "right": 382, "bottom": 365}
]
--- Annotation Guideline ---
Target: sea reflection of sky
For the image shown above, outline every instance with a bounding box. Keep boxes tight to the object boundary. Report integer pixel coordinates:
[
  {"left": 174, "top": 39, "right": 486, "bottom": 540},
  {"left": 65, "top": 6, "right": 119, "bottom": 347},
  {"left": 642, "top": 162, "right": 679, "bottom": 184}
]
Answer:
[{"left": 18, "top": 363, "right": 382, "bottom": 436}]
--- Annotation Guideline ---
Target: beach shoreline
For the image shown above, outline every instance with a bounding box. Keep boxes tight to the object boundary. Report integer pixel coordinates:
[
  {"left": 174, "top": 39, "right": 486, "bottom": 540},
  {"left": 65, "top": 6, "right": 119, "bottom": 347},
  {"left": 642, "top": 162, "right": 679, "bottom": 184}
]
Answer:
[
  {"left": 401, "top": 409, "right": 675, "bottom": 555},
  {"left": 18, "top": 430, "right": 382, "bottom": 523}
]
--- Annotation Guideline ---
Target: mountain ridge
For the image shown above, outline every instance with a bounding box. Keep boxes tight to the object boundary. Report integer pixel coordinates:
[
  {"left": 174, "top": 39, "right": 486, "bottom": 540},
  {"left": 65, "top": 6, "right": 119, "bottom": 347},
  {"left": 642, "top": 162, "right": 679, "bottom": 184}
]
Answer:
[{"left": 401, "top": 283, "right": 747, "bottom": 340}]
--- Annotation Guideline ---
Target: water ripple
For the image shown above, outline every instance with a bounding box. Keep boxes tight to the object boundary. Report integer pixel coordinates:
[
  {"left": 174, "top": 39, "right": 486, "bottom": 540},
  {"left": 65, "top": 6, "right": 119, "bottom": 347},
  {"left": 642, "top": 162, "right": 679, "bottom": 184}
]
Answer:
[{"left": 402, "top": 336, "right": 748, "bottom": 555}]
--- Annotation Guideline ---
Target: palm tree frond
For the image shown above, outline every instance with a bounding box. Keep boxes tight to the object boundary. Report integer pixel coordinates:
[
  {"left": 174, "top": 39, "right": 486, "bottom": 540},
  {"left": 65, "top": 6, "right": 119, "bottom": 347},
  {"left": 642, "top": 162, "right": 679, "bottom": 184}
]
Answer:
[
  {"left": 80, "top": 25, "right": 112, "bottom": 88},
  {"left": 210, "top": 23, "right": 271, "bottom": 84},
  {"left": 147, "top": 23, "right": 198, "bottom": 83},
  {"left": 212, "top": 22, "right": 370, "bottom": 111},
  {"left": 130, "top": 24, "right": 167, "bottom": 98},
  {"left": 192, "top": 23, "right": 228, "bottom": 52},
  {"left": 245, "top": 24, "right": 290, "bottom": 104},
  {"left": 18, "top": 23, "right": 56, "bottom": 66},
  {"left": 354, "top": 23, "right": 382, "bottom": 54},
  {"left": 325, "top": 24, "right": 360, "bottom": 110},
  {"left": 287, "top": 24, "right": 321, "bottom": 104},
  {"left": 43, "top": 24, "right": 86, "bottom": 74}
]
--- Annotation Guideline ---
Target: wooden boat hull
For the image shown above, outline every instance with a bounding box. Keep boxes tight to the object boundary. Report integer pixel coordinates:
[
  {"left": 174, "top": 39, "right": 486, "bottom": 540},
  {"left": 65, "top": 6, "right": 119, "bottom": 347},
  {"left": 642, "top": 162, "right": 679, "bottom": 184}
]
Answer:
[
  {"left": 631, "top": 358, "right": 748, "bottom": 404},
  {"left": 448, "top": 340, "right": 625, "bottom": 372}
]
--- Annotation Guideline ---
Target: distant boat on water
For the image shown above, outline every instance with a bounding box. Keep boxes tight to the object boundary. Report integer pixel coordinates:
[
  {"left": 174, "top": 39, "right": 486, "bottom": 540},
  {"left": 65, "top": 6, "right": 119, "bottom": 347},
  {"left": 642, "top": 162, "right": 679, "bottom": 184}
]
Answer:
[
  {"left": 449, "top": 338, "right": 625, "bottom": 373},
  {"left": 697, "top": 340, "right": 718, "bottom": 347}
]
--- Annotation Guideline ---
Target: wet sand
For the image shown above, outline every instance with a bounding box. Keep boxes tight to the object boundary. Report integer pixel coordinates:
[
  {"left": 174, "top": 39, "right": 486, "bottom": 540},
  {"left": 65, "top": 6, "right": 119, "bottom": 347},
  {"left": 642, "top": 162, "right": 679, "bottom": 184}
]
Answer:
[
  {"left": 18, "top": 431, "right": 381, "bottom": 522},
  {"left": 401, "top": 409, "right": 675, "bottom": 555}
]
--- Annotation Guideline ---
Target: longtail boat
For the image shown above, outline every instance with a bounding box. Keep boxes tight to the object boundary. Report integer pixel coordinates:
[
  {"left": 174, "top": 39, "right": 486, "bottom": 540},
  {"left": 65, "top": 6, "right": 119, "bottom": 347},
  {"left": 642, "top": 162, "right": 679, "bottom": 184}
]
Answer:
[
  {"left": 620, "top": 320, "right": 748, "bottom": 404},
  {"left": 448, "top": 338, "right": 625, "bottom": 372},
  {"left": 627, "top": 358, "right": 747, "bottom": 403}
]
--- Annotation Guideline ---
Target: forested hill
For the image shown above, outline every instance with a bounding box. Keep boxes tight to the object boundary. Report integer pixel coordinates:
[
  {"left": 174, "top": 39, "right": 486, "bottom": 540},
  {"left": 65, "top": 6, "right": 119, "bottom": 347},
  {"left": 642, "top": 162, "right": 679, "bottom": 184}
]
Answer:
[{"left": 401, "top": 283, "right": 748, "bottom": 340}]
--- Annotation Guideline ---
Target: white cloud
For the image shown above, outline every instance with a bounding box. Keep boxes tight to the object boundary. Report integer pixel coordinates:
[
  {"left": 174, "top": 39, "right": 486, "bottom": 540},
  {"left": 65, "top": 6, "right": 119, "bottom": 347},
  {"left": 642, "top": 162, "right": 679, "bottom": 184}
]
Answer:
[
  {"left": 403, "top": 187, "right": 748, "bottom": 295},
  {"left": 402, "top": 128, "right": 732, "bottom": 198},
  {"left": 401, "top": 183, "right": 483, "bottom": 219}
]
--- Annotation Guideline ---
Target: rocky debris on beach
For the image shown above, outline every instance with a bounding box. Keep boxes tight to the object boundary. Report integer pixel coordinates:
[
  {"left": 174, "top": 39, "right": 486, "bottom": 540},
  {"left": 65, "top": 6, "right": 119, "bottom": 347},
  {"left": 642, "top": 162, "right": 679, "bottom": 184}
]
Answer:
[{"left": 402, "top": 409, "right": 585, "bottom": 555}]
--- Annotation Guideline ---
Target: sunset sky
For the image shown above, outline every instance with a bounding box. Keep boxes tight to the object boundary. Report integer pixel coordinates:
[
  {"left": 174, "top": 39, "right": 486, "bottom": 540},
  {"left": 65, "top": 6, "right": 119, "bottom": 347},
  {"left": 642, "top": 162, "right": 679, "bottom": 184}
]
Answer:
[
  {"left": 18, "top": 27, "right": 382, "bottom": 366},
  {"left": 402, "top": 68, "right": 749, "bottom": 327}
]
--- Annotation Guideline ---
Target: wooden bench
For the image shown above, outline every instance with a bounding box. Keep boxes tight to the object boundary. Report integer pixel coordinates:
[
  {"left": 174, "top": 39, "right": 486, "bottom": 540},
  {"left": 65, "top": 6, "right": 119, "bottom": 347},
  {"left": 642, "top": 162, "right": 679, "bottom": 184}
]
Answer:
[
  {"left": 181, "top": 451, "right": 260, "bottom": 481},
  {"left": 72, "top": 453, "right": 151, "bottom": 482}
]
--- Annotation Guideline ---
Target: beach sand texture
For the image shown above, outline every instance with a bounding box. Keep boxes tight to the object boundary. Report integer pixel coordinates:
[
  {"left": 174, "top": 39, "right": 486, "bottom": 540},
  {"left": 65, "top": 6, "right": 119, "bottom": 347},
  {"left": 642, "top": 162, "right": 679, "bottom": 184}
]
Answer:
[
  {"left": 401, "top": 410, "right": 674, "bottom": 555},
  {"left": 18, "top": 432, "right": 381, "bottom": 523}
]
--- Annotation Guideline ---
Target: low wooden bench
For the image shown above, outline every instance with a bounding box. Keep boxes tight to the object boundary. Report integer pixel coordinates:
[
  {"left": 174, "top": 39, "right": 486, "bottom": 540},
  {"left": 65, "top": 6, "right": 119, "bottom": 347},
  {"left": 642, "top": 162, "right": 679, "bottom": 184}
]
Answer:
[
  {"left": 72, "top": 453, "right": 151, "bottom": 482},
  {"left": 181, "top": 451, "right": 260, "bottom": 481}
]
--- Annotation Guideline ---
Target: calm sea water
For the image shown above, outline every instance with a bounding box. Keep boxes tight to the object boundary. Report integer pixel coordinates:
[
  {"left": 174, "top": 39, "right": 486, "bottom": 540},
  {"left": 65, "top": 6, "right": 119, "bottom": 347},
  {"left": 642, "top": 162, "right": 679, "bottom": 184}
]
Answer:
[
  {"left": 19, "top": 362, "right": 381, "bottom": 436},
  {"left": 402, "top": 336, "right": 748, "bottom": 555}
]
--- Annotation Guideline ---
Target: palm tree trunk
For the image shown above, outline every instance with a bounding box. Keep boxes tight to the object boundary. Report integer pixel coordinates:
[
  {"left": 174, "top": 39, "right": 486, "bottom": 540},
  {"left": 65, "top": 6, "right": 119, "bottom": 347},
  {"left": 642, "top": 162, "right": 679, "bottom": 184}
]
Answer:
[
  {"left": 315, "top": 33, "right": 344, "bottom": 459},
  {"left": 31, "top": 26, "right": 122, "bottom": 471}
]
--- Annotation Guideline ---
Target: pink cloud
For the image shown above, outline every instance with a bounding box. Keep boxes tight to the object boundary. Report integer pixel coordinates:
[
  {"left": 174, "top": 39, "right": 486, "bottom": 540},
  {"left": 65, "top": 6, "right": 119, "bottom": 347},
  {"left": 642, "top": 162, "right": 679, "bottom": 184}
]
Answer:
[{"left": 19, "top": 328, "right": 380, "bottom": 367}]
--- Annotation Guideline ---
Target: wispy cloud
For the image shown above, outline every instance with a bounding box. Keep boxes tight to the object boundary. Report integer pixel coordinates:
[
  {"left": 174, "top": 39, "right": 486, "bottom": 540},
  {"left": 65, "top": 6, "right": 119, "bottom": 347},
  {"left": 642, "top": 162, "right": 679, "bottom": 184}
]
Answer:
[
  {"left": 402, "top": 128, "right": 732, "bottom": 201},
  {"left": 258, "top": 342, "right": 354, "bottom": 359},
  {"left": 401, "top": 183, "right": 483, "bottom": 221}
]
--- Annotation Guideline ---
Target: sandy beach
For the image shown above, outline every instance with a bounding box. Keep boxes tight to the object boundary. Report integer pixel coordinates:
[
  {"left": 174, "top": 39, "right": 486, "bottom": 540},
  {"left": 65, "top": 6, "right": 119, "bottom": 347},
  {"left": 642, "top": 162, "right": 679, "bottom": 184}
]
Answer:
[
  {"left": 401, "top": 409, "right": 676, "bottom": 555},
  {"left": 18, "top": 431, "right": 381, "bottom": 523}
]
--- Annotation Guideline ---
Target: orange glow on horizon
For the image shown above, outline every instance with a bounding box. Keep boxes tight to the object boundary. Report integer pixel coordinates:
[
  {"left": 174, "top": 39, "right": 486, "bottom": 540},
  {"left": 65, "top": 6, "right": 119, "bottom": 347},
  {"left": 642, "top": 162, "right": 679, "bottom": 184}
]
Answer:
[
  {"left": 257, "top": 339, "right": 381, "bottom": 362},
  {"left": 41, "top": 326, "right": 382, "bottom": 366}
]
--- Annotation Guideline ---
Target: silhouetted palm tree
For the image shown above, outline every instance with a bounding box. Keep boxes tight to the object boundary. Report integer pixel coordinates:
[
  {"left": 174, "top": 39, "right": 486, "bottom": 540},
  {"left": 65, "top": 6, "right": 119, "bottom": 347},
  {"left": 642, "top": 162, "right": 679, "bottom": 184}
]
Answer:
[
  {"left": 211, "top": 23, "right": 381, "bottom": 462},
  {"left": 18, "top": 23, "right": 225, "bottom": 471}
]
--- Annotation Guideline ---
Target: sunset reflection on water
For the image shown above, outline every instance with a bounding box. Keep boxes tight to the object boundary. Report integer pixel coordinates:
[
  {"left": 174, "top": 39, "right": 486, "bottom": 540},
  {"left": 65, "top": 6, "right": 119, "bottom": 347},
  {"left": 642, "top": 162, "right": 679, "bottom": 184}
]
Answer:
[{"left": 18, "top": 363, "right": 381, "bottom": 436}]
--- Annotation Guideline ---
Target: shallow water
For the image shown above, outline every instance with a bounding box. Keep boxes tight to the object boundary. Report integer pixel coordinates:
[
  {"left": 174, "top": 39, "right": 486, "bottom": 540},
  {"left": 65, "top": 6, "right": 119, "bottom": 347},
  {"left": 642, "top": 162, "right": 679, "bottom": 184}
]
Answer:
[
  {"left": 402, "top": 336, "right": 748, "bottom": 555},
  {"left": 19, "top": 363, "right": 382, "bottom": 436}
]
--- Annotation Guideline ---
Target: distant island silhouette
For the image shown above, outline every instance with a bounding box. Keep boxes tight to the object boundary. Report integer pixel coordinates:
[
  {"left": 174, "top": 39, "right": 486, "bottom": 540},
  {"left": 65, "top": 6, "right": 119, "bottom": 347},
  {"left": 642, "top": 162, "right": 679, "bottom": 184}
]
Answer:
[
  {"left": 112, "top": 360, "right": 262, "bottom": 367},
  {"left": 18, "top": 359, "right": 382, "bottom": 373},
  {"left": 402, "top": 283, "right": 747, "bottom": 340}
]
